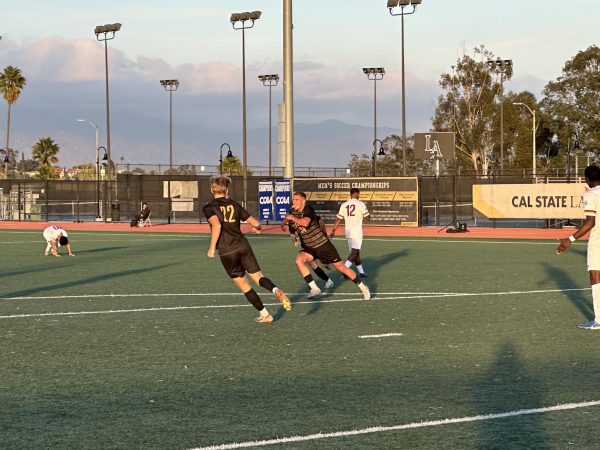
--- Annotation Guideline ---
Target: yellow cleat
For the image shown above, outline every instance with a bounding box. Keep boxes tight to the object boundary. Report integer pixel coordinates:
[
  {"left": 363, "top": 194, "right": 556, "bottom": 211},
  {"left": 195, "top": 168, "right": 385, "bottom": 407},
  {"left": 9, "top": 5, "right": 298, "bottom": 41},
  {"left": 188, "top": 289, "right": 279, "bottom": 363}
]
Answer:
[{"left": 274, "top": 288, "right": 292, "bottom": 311}]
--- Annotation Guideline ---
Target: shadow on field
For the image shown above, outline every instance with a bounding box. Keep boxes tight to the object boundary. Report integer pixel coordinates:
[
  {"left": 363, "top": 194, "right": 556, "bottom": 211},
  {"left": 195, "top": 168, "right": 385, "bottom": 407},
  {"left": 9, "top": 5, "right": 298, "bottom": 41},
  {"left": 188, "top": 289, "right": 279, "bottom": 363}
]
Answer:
[
  {"left": 472, "top": 342, "right": 547, "bottom": 448},
  {"left": 360, "top": 250, "right": 409, "bottom": 283},
  {"left": 72, "top": 246, "right": 129, "bottom": 255},
  {"left": 542, "top": 262, "right": 593, "bottom": 320},
  {"left": 3, "top": 264, "right": 173, "bottom": 298}
]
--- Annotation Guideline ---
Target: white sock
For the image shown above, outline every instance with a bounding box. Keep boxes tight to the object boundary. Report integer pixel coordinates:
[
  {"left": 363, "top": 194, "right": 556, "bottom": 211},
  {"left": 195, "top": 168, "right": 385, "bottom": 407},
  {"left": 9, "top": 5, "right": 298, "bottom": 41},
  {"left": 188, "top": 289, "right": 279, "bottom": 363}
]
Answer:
[
  {"left": 271, "top": 287, "right": 279, "bottom": 294},
  {"left": 45, "top": 243, "right": 52, "bottom": 253},
  {"left": 344, "top": 260, "right": 352, "bottom": 268},
  {"left": 259, "top": 308, "right": 270, "bottom": 317},
  {"left": 308, "top": 280, "right": 319, "bottom": 290},
  {"left": 593, "top": 284, "right": 600, "bottom": 322},
  {"left": 357, "top": 264, "right": 365, "bottom": 274}
]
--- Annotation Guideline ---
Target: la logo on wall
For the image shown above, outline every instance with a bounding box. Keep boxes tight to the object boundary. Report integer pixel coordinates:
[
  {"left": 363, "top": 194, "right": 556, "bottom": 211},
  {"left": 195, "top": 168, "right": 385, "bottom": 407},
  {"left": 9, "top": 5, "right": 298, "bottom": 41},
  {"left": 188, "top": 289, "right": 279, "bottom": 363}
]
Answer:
[{"left": 413, "top": 132, "right": 455, "bottom": 160}]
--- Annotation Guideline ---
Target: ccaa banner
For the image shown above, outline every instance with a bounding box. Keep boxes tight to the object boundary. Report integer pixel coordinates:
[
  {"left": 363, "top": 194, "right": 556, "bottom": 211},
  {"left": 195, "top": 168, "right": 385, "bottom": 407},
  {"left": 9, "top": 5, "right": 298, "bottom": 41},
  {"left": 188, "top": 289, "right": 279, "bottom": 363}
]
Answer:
[
  {"left": 274, "top": 179, "right": 292, "bottom": 221},
  {"left": 258, "top": 181, "right": 274, "bottom": 221},
  {"left": 473, "top": 183, "right": 587, "bottom": 219}
]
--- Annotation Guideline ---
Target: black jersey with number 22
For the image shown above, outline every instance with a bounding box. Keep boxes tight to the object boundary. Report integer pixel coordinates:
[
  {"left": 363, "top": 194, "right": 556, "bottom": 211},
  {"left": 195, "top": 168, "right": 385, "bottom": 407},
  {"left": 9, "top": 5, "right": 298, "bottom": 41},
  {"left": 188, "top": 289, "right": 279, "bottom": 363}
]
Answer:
[{"left": 203, "top": 198, "right": 251, "bottom": 255}]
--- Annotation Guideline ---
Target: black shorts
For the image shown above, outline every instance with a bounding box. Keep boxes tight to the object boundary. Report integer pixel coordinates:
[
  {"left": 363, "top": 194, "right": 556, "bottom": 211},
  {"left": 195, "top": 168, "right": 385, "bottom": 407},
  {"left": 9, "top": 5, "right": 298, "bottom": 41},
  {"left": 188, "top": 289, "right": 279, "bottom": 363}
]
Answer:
[
  {"left": 219, "top": 240, "right": 261, "bottom": 278},
  {"left": 301, "top": 240, "right": 342, "bottom": 265}
]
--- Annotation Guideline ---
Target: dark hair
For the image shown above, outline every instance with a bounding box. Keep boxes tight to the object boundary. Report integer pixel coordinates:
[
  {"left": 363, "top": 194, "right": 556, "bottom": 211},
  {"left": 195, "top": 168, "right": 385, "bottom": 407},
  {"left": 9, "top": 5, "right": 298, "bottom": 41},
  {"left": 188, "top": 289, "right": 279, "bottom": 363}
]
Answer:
[
  {"left": 59, "top": 236, "right": 69, "bottom": 246},
  {"left": 293, "top": 191, "right": 307, "bottom": 199},
  {"left": 585, "top": 165, "right": 600, "bottom": 182},
  {"left": 350, "top": 188, "right": 360, "bottom": 195}
]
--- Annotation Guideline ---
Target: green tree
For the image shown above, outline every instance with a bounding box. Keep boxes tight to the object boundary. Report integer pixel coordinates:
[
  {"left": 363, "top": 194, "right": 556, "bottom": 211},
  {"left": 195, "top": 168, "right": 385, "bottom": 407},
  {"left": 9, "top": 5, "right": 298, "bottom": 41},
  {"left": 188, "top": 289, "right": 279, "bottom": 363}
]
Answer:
[
  {"left": 0, "top": 66, "right": 27, "bottom": 156},
  {"left": 432, "top": 46, "right": 510, "bottom": 175},
  {"left": 32, "top": 137, "right": 60, "bottom": 179},
  {"left": 221, "top": 155, "right": 243, "bottom": 176},
  {"left": 541, "top": 45, "right": 600, "bottom": 167}
]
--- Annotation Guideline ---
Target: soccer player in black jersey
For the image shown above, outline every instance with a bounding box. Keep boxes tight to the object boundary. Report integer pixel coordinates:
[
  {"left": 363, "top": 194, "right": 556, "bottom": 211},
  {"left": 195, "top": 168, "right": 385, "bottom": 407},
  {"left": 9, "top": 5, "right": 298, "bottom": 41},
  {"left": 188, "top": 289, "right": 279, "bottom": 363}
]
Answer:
[
  {"left": 284, "top": 192, "right": 371, "bottom": 300},
  {"left": 203, "top": 176, "right": 292, "bottom": 323}
]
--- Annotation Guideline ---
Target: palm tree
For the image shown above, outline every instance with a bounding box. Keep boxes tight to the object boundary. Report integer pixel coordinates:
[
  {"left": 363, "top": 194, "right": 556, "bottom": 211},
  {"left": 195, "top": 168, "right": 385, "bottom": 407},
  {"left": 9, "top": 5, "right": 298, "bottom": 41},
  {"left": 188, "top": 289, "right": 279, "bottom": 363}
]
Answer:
[
  {"left": 0, "top": 66, "right": 27, "bottom": 153},
  {"left": 32, "top": 137, "right": 60, "bottom": 179}
]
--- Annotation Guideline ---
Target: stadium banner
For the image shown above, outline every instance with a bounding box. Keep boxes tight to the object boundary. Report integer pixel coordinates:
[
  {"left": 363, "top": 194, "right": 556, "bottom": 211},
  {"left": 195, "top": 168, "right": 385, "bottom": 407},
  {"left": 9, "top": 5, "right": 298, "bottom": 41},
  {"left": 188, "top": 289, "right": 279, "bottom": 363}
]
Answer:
[
  {"left": 293, "top": 177, "right": 419, "bottom": 227},
  {"left": 274, "top": 179, "right": 291, "bottom": 221},
  {"left": 473, "top": 183, "right": 586, "bottom": 219},
  {"left": 258, "top": 181, "right": 274, "bottom": 221}
]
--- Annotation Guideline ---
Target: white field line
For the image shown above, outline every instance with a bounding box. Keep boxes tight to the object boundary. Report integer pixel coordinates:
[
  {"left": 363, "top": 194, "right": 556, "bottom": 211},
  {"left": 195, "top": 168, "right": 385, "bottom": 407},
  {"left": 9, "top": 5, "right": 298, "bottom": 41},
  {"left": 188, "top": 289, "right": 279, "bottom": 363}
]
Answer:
[
  {"left": 1, "top": 287, "right": 589, "bottom": 302},
  {"left": 0, "top": 287, "right": 589, "bottom": 319},
  {"left": 359, "top": 333, "right": 403, "bottom": 339},
  {"left": 191, "top": 400, "right": 600, "bottom": 450}
]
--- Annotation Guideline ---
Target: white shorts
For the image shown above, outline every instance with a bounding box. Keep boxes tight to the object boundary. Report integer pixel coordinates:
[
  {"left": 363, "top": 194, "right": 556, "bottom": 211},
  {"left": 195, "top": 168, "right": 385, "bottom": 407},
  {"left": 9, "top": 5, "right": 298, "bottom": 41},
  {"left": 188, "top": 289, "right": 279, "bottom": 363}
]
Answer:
[
  {"left": 347, "top": 236, "right": 363, "bottom": 250},
  {"left": 588, "top": 241, "right": 600, "bottom": 271},
  {"left": 43, "top": 230, "right": 54, "bottom": 242}
]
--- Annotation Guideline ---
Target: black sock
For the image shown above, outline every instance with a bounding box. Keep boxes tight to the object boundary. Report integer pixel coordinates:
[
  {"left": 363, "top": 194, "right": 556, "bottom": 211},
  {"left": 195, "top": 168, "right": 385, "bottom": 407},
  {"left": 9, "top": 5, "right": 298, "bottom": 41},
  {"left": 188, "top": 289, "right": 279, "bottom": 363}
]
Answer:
[
  {"left": 351, "top": 275, "right": 361, "bottom": 284},
  {"left": 244, "top": 288, "right": 264, "bottom": 311},
  {"left": 303, "top": 274, "right": 314, "bottom": 285},
  {"left": 258, "top": 277, "right": 276, "bottom": 292},
  {"left": 313, "top": 267, "right": 329, "bottom": 281}
]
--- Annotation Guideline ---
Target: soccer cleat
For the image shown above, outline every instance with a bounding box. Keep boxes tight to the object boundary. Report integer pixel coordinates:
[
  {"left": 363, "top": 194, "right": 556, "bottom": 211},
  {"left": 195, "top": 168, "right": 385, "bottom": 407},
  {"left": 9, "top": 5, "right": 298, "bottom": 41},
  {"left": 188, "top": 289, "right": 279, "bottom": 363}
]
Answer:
[
  {"left": 359, "top": 272, "right": 367, "bottom": 278},
  {"left": 358, "top": 282, "right": 371, "bottom": 300},
  {"left": 324, "top": 278, "right": 334, "bottom": 289},
  {"left": 255, "top": 314, "right": 274, "bottom": 324},
  {"left": 274, "top": 288, "right": 292, "bottom": 311},
  {"left": 44, "top": 252, "right": 49, "bottom": 256},
  {"left": 306, "top": 288, "right": 322, "bottom": 299},
  {"left": 577, "top": 320, "right": 600, "bottom": 330}
]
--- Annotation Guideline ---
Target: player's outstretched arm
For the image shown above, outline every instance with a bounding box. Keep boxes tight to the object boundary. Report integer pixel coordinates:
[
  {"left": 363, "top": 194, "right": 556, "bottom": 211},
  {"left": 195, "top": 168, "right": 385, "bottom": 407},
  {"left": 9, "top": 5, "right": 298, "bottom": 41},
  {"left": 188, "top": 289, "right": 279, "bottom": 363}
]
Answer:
[
  {"left": 246, "top": 216, "right": 262, "bottom": 234},
  {"left": 556, "top": 216, "right": 595, "bottom": 254}
]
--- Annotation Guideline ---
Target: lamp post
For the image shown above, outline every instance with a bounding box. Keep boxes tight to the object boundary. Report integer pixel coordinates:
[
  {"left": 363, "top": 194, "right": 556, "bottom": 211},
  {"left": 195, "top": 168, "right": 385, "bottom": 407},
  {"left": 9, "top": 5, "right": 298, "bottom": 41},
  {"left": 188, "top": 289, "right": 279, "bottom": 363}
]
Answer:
[
  {"left": 513, "top": 102, "right": 537, "bottom": 176},
  {"left": 231, "top": 10, "right": 261, "bottom": 207},
  {"left": 363, "top": 67, "right": 385, "bottom": 176},
  {"left": 159, "top": 80, "right": 179, "bottom": 171},
  {"left": 567, "top": 132, "right": 580, "bottom": 183},
  {"left": 372, "top": 139, "right": 386, "bottom": 177},
  {"left": 97, "top": 146, "right": 108, "bottom": 219},
  {"left": 76, "top": 118, "right": 100, "bottom": 219},
  {"left": 220, "top": 143, "right": 233, "bottom": 175},
  {"left": 487, "top": 58, "right": 512, "bottom": 174},
  {"left": 258, "top": 74, "right": 279, "bottom": 177},
  {"left": 94, "top": 22, "right": 121, "bottom": 222},
  {"left": 388, "top": 0, "right": 422, "bottom": 176}
]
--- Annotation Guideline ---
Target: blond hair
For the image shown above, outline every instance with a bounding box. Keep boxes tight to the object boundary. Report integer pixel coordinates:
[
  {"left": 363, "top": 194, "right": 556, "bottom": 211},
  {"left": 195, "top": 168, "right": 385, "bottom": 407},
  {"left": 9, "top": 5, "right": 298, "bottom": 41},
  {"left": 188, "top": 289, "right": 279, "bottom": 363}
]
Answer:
[{"left": 210, "top": 176, "right": 231, "bottom": 195}]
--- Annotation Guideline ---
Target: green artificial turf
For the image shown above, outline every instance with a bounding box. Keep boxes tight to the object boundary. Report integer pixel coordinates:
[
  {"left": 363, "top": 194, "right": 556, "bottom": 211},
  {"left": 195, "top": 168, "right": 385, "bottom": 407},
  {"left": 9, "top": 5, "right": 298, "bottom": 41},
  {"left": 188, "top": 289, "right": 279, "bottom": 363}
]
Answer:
[{"left": 1, "top": 230, "right": 599, "bottom": 449}]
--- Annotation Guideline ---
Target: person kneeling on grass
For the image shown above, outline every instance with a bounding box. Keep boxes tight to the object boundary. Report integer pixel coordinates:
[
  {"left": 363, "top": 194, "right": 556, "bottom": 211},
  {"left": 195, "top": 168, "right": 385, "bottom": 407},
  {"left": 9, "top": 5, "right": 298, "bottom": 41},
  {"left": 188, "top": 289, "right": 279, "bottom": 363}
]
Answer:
[
  {"left": 43, "top": 225, "right": 75, "bottom": 257},
  {"left": 203, "top": 175, "right": 292, "bottom": 323}
]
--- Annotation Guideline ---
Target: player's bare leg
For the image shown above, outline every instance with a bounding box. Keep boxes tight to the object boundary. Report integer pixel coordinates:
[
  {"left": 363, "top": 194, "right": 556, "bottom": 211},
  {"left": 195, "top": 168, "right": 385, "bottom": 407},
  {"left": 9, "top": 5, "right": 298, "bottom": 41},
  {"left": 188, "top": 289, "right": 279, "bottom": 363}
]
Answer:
[
  {"left": 295, "top": 252, "right": 321, "bottom": 298},
  {"left": 248, "top": 271, "right": 291, "bottom": 312},
  {"left": 232, "top": 276, "right": 273, "bottom": 323},
  {"left": 331, "top": 261, "right": 371, "bottom": 300}
]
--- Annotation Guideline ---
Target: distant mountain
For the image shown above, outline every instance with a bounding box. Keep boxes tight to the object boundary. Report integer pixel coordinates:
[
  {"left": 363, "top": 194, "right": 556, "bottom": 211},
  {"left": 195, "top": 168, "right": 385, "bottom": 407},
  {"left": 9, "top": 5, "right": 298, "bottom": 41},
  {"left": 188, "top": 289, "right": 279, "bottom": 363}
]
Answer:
[{"left": 9, "top": 119, "right": 400, "bottom": 170}]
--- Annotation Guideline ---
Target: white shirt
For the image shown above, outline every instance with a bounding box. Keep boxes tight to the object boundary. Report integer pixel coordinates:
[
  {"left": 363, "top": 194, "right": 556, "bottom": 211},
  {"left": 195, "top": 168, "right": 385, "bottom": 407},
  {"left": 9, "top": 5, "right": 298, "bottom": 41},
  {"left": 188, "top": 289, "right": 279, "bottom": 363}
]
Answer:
[
  {"left": 43, "top": 225, "right": 68, "bottom": 242},
  {"left": 583, "top": 185, "right": 600, "bottom": 244},
  {"left": 337, "top": 198, "right": 369, "bottom": 238}
]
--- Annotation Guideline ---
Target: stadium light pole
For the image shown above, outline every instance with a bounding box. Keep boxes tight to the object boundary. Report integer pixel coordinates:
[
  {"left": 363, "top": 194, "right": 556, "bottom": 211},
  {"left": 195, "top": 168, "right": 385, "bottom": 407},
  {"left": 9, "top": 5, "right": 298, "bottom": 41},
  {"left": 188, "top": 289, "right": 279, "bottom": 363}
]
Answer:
[
  {"left": 258, "top": 74, "right": 279, "bottom": 177},
  {"left": 363, "top": 67, "right": 385, "bottom": 176},
  {"left": 94, "top": 22, "right": 121, "bottom": 222},
  {"left": 487, "top": 57, "right": 512, "bottom": 175},
  {"left": 372, "top": 139, "right": 386, "bottom": 177},
  {"left": 388, "top": 0, "right": 422, "bottom": 176},
  {"left": 513, "top": 102, "right": 536, "bottom": 176},
  {"left": 76, "top": 118, "right": 101, "bottom": 219},
  {"left": 159, "top": 80, "right": 179, "bottom": 171},
  {"left": 231, "top": 10, "right": 261, "bottom": 207}
]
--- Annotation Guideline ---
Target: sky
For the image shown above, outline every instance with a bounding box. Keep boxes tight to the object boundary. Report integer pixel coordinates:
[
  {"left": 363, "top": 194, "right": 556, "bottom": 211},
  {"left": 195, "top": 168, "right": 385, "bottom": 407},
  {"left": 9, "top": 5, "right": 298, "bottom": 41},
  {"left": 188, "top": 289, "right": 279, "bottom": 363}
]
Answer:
[{"left": 0, "top": 0, "right": 598, "bottom": 168}]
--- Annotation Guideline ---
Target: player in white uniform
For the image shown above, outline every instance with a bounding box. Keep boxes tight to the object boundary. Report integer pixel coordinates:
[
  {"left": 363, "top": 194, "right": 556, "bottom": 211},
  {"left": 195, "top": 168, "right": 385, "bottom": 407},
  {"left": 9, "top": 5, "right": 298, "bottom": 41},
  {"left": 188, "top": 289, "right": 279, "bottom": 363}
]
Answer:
[
  {"left": 556, "top": 165, "right": 600, "bottom": 329},
  {"left": 43, "top": 225, "right": 75, "bottom": 257},
  {"left": 330, "top": 188, "right": 370, "bottom": 277}
]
